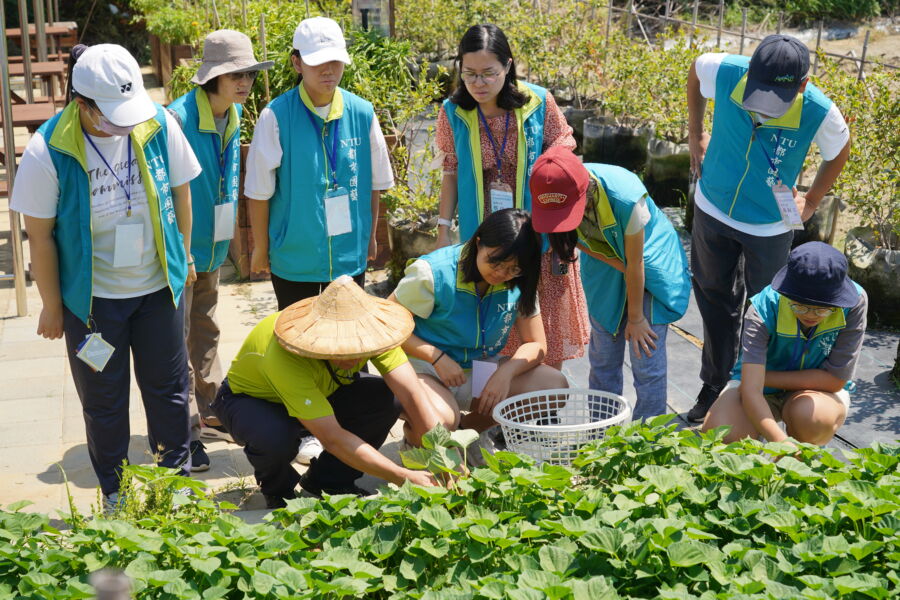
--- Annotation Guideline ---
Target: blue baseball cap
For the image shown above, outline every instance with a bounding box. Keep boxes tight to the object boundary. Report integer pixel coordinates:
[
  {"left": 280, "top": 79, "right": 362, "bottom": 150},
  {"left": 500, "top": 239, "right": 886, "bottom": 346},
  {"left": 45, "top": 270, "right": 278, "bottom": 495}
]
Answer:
[
  {"left": 742, "top": 35, "right": 810, "bottom": 118},
  {"left": 771, "top": 242, "right": 859, "bottom": 308}
]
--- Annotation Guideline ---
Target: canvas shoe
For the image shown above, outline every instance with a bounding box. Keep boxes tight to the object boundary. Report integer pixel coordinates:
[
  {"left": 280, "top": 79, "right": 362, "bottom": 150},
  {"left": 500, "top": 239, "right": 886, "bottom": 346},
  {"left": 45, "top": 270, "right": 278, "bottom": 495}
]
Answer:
[
  {"left": 294, "top": 435, "right": 324, "bottom": 465},
  {"left": 686, "top": 383, "right": 723, "bottom": 423}
]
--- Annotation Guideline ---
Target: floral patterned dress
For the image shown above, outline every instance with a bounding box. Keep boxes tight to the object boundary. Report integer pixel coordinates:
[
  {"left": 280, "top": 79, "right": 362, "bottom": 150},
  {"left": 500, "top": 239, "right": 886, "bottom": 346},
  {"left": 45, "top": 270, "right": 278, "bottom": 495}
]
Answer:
[{"left": 435, "top": 92, "right": 591, "bottom": 365}]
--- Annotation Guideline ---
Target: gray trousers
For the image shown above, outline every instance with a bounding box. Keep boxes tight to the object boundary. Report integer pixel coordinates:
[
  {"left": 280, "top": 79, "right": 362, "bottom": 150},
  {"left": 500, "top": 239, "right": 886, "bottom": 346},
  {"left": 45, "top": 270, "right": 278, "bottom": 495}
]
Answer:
[
  {"left": 690, "top": 207, "right": 793, "bottom": 388},
  {"left": 184, "top": 269, "right": 224, "bottom": 441}
]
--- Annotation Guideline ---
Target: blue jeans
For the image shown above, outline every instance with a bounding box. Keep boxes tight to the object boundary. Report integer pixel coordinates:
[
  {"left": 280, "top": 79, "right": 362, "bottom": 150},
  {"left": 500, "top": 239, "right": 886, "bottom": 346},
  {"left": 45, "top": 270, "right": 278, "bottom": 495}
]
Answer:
[{"left": 588, "top": 293, "right": 669, "bottom": 421}]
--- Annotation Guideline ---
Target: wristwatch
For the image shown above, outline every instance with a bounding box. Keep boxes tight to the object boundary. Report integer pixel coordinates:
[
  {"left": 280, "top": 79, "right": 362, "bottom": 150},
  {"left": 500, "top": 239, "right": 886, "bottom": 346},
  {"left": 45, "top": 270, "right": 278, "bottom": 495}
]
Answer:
[{"left": 437, "top": 217, "right": 453, "bottom": 228}]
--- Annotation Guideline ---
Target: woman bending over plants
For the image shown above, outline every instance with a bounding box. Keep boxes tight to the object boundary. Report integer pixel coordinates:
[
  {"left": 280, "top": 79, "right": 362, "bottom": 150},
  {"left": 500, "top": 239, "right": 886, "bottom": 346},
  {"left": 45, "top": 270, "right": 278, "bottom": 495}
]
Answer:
[{"left": 390, "top": 209, "right": 568, "bottom": 463}]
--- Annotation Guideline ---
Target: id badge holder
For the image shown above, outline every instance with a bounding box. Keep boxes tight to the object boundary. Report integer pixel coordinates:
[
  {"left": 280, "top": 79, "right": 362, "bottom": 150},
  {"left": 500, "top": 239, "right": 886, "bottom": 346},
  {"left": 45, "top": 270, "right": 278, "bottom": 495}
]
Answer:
[
  {"left": 489, "top": 182, "right": 514, "bottom": 213},
  {"left": 113, "top": 217, "right": 144, "bottom": 268},
  {"left": 471, "top": 359, "right": 498, "bottom": 400},
  {"left": 772, "top": 183, "right": 804, "bottom": 231},
  {"left": 76, "top": 333, "right": 115, "bottom": 373},
  {"left": 213, "top": 202, "right": 236, "bottom": 242},
  {"left": 325, "top": 186, "right": 352, "bottom": 237}
]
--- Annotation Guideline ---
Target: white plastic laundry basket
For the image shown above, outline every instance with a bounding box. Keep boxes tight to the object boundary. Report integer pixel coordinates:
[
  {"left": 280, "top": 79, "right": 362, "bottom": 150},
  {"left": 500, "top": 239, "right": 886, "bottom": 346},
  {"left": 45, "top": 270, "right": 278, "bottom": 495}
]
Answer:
[{"left": 492, "top": 388, "right": 631, "bottom": 465}]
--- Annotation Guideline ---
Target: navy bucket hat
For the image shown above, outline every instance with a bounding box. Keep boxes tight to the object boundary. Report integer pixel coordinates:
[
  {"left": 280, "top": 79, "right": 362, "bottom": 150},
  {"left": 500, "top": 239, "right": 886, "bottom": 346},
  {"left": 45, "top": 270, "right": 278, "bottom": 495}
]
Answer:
[{"left": 771, "top": 242, "right": 859, "bottom": 308}]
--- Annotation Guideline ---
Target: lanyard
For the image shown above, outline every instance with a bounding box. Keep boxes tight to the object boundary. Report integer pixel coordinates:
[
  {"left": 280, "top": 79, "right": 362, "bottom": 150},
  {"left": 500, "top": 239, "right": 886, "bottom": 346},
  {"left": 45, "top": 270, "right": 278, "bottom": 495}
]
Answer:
[
  {"left": 747, "top": 114, "right": 783, "bottom": 182},
  {"left": 213, "top": 133, "right": 229, "bottom": 201},
  {"left": 86, "top": 134, "right": 133, "bottom": 216},
  {"left": 303, "top": 105, "right": 341, "bottom": 189},
  {"left": 790, "top": 321, "right": 818, "bottom": 371},
  {"left": 477, "top": 106, "right": 511, "bottom": 173},
  {"left": 476, "top": 286, "right": 494, "bottom": 358}
]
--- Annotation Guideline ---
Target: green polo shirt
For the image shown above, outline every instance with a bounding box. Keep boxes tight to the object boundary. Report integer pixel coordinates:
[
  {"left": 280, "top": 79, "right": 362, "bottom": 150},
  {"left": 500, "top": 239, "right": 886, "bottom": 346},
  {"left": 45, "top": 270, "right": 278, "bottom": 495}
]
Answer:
[{"left": 227, "top": 313, "right": 409, "bottom": 420}]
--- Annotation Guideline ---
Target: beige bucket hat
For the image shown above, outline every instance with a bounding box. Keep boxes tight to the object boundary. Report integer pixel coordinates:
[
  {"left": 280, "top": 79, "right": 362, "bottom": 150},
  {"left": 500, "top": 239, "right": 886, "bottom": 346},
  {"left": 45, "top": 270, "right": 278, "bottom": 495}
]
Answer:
[
  {"left": 275, "top": 275, "right": 414, "bottom": 360},
  {"left": 192, "top": 29, "right": 274, "bottom": 85}
]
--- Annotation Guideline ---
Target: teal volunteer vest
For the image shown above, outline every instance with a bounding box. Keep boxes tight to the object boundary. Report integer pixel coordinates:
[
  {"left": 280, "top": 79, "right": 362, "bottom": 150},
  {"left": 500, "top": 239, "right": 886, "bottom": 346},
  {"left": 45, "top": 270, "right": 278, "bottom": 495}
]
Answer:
[
  {"left": 40, "top": 102, "right": 187, "bottom": 324},
  {"left": 412, "top": 244, "right": 522, "bottom": 369},
  {"left": 732, "top": 284, "right": 862, "bottom": 394},
  {"left": 577, "top": 163, "right": 691, "bottom": 333},
  {"left": 168, "top": 88, "right": 242, "bottom": 272},
  {"left": 444, "top": 81, "right": 547, "bottom": 240},
  {"left": 267, "top": 86, "right": 374, "bottom": 282},
  {"left": 699, "top": 54, "right": 832, "bottom": 225}
]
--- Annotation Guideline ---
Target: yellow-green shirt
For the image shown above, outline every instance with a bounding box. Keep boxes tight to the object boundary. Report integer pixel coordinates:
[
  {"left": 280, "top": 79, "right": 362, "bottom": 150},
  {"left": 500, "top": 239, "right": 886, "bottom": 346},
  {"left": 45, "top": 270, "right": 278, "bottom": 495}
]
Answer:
[{"left": 227, "top": 313, "right": 409, "bottom": 420}]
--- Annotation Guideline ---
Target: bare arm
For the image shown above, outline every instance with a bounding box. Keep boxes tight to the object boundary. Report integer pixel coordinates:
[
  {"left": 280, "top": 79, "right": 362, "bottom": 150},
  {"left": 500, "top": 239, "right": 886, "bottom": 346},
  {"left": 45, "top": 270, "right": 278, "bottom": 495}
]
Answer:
[
  {"left": 173, "top": 182, "right": 196, "bottom": 286},
  {"left": 764, "top": 368, "right": 846, "bottom": 393},
  {"left": 622, "top": 230, "right": 658, "bottom": 359},
  {"left": 302, "top": 414, "right": 436, "bottom": 486},
  {"left": 740, "top": 363, "right": 788, "bottom": 443},
  {"left": 687, "top": 60, "right": 711, "bottom": 177},
  {"left": 436, "top": 172, "right": 458, "bottom": 249},
  {"left": 384, "top": 361, "right": 442, "bottom": 445},
  {"left": 797, "top": 140, "right": 851, "bottom": 221},
  {"left": 23, "top": 215, "right": 63, "bottom": 339},
  {"left": 247, "top": 198, "right": 270, "bottom": 274}
]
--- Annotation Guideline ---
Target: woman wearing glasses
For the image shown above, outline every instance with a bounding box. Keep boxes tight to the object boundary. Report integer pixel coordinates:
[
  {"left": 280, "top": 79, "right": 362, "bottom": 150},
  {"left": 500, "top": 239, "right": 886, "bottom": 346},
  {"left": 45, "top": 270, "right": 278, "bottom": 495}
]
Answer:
[
  {"left": 168, "top": 30, "right": 273, "bottom": 470},
  {"left": 390, "top": 209, "right": 568, "bottom": 453},
  {"left": 702, "top": 242, "right": 867, "bottom": 447},
  {"left": 434, "top": 24, "right": 589, "bottom": 371}
]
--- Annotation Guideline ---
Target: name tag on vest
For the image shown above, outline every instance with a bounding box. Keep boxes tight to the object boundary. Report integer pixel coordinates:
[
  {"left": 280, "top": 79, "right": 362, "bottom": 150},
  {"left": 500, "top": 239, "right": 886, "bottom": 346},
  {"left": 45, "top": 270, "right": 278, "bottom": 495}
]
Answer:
[
  {"left": 214, "top": 202, "right": 236, "bottom": 242},
  {"left": 325, "top": 187, "right": 352, "bottom": 237},
  {"left": 772, "top": 184, "right": 804, "bottom": 230},
  {"left": 113, "top": 219, "right": 144, "bottom": 268}
]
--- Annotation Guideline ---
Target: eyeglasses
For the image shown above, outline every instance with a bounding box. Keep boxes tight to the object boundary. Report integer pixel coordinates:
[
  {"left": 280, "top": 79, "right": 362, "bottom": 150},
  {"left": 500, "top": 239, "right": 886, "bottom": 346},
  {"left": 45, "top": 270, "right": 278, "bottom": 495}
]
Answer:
[
  {"left": 226, "top": 71, "right": 259, "bottom": 82},
  {"left": 461, "top": 70, "right": 504, "bottom": 85},
  {"left": 489, "top": 260, "right": 522, "bottom": 278},
  {"left": 789, "top": 303, "right": 837, "bottom": 317}
]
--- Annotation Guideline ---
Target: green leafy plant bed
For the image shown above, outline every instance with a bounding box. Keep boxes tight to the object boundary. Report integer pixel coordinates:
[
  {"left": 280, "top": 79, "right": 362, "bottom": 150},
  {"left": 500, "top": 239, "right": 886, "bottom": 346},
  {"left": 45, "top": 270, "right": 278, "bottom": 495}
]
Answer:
[{"left": 3, "top": 419, "right": 899, "bottom": 598}]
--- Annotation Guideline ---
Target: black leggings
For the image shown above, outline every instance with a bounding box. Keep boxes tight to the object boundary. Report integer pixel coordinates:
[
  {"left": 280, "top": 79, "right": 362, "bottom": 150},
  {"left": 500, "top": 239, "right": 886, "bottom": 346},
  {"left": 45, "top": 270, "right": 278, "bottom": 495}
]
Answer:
[
  {"left": 270, "top": 272, "right": 366, "bottom": 311},
  {"left": 211, "top": 377, "right": 399, "bottom": 499}
]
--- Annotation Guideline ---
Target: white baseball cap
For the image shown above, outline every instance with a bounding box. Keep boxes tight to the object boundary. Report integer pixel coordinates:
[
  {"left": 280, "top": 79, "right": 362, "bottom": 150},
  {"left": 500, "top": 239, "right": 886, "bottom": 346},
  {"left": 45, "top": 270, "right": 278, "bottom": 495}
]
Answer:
[
  {"left": 71, "top": 44, "right": 156, "bottom": 127},
  {"left": 292, "top": 17, "right": 351, "bottom": 66}
]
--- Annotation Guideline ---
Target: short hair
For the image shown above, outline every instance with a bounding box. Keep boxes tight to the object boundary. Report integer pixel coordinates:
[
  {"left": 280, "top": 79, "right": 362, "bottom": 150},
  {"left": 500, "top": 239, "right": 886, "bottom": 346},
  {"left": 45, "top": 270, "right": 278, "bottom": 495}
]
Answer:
[
  {"left": 450, "top": 24, "right": 527, "bottom": 111},
  {"left": 200, "top": 75, "right": 220, "bottom": 94},
  {"left": 459, "top": 208, "right": 541, "bottom": 316},
  {"left": 290, "top": 49, "right": 303, "bottom": 85}
]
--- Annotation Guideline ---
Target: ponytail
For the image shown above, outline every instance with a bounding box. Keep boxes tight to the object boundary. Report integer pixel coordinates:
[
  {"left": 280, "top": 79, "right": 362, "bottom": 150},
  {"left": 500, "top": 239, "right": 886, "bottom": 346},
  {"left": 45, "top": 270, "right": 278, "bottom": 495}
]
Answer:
[{"left": 65, "top": 44, "right": 89, "bottom": 104}]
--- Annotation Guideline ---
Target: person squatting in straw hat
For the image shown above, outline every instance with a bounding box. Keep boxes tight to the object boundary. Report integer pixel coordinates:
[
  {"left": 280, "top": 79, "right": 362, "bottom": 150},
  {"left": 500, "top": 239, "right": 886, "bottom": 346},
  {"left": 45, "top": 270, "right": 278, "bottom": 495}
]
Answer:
[
  {"left": 685, "top": 34, "right": 850, "bottom": 423},
  {"left": 529, "top": 148, "right": 690, "bottom": 422},
  {"left": 211, "top": 276, "right": 443, "bottom": 509},
  {"left": 243, "top": 16, "right": 395, "bottom": 465},
  {"left": 11, "top": 44, "right": 203, "bottom": 510},
  {"left": 701, "top": 242, "right": 867, "bottom": 446},
  {"left": 390, "top": 209, "right": 569, "bottom": 464},
  {"left": 167, "top": 30, "right": 273, "bottom": 472},
  {"left": 434, "top": 24, "right": 590, "bottom": 371}
]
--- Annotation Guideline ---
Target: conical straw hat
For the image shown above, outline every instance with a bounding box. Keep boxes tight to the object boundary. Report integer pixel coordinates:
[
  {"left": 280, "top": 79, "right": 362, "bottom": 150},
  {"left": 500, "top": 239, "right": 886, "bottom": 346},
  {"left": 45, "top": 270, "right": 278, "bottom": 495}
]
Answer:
[{"left": 274, "top": 275, "right": 414, "bottom": 359}]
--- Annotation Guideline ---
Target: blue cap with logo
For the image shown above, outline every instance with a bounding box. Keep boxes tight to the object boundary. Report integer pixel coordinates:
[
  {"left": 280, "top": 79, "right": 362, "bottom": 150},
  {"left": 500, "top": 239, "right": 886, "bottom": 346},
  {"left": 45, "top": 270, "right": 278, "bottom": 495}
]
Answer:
[{"left": 742, "top": 34, "right": 810, "bottom": 118}]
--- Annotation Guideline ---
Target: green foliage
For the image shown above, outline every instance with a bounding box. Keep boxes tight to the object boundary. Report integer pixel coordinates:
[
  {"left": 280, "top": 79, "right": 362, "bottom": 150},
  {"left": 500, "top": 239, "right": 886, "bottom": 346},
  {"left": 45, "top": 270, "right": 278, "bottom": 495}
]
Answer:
[
  {"left": 3, "top": 421, "right": 900, "bottom": 598},
  {"left": 813, "top": 57, "right": 899, "bottom": 250}
]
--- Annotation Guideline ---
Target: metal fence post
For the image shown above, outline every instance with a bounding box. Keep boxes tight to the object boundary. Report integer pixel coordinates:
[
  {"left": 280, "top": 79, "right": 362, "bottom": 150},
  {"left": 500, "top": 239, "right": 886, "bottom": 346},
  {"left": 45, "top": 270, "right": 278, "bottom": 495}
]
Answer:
[
  {"left": 858, "top": 30, "right": 870, "bottom": 81},
  {"left": 739, "top": 8, "right": 747, "bottom": 55},
  {"left": 813, "top": 20, "right": 823, "bottom": 76},
  {"left": 716, "top": 0, "right": 724, "bottom": 49},
  {"left": 260, "top": 13, "right": 270, "bottom": 102},
  {"left": 690, "top": 0, "right": 699, "bottom": 46}
]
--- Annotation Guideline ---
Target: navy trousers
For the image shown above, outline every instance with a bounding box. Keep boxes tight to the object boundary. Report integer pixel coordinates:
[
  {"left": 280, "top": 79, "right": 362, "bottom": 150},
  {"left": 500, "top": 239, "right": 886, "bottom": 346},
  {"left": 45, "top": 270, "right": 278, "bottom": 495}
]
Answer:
[
  {"left": 63, "top": 288, "right": 191, "bottom": 496},
  {"left": 212, "top": 375, "right": 399, "bottom": 500}
]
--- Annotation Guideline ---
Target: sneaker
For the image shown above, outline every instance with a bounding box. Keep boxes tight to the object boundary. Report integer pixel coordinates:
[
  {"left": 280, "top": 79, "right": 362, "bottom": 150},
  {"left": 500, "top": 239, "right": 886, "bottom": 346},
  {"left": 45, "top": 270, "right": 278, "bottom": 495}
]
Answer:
[
  {"left": 190, "top": 440, "right": 210, "bottom": 472},
  {"left": 263, "top": 491, "right": 298, "bottom": 509},
  {"left": 298, "top": 471, "right": 370, "bottom": 499},
  {"left": 294, "top": 435, "right": 323, "bottom": 465},
  {"left": 466, "top": 426, "right": 503, "bottom": 468},
  {"left": 102, "top": 491, "right": 124, "bottom": 515},
  {"left": 200, "top": 419, "right": 235, "bottom": 443},
  {"left": 686, "top": 383, "right": 723, "bottom": 423}
]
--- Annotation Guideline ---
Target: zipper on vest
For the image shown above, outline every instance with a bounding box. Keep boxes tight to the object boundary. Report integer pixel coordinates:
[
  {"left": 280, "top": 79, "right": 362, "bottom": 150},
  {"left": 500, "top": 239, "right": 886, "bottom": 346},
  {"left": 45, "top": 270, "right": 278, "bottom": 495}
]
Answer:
[
  {"left": 727, "top": 130, "right": 755, "bottom": 217},
  {"left": 319, "top": 122, "right": 335, "bottom": 280}
]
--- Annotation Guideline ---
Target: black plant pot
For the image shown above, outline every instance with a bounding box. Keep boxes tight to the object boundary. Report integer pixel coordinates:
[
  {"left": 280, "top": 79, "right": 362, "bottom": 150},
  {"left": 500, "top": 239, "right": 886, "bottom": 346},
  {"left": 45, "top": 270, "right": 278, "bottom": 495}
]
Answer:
[
  {"left": 582, "top": 116, "right": 653, "bottom": 174},
  {"left": 644, "top": 138, "right": 690, "bottom": 208}
]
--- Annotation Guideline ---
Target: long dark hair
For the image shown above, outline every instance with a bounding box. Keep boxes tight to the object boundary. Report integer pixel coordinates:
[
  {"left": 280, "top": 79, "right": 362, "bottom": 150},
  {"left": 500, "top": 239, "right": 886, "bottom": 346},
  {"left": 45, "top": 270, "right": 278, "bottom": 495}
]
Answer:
[
  {"left": 450, "top": 24, "right": 527, "bottom": 111},
  {"left": 460, "top": 208, "right": 541, "bottom": 316},
  {"left": 548, "top": 231, "right": 579, "bottom": 264}
]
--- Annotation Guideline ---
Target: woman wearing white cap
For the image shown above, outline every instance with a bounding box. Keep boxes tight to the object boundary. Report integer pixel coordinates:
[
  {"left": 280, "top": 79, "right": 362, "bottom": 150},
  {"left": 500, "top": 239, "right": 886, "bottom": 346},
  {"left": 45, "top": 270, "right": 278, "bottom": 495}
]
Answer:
[
  {"left": 244, "top": 16, "right": 394, "bottom": 465},
  {"left": 168, "top": 30, "right": 273, "bottom": 471},
  {"left": 11, "top": 44, "right": 202, "bottom": 508}
]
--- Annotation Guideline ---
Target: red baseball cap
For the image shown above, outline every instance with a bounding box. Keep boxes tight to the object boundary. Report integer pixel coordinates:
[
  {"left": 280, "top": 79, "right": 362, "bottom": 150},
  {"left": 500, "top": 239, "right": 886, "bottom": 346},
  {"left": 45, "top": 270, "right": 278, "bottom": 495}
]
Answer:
[{"left": 529, "top": 147, "right": 589, "bottom": 233}]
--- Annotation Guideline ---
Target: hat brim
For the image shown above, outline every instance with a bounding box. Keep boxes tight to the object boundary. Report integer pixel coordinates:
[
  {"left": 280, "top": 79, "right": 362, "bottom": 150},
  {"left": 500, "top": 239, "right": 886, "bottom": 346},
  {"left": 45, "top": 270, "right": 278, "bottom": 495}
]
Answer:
[
  {"left": 191, "top": 59, "right": 275, "bottom": 85},
  {"left": 741, "top": 77, "right": 798, "bottom": 118},
  {"left": 299, "top": 47, "right": 351, "bottom": 67},
  {"left": 532, "top": 198, "right": 586, "bottom": 234},
  {"left": 275, "top": 295, "right": 414, "bottom": 360},
  {"left": 771, "top": 265, "right": 860, "bottom": 308},
  {"left": 96, "top": 90, "right": 157, "bottom": 127}
]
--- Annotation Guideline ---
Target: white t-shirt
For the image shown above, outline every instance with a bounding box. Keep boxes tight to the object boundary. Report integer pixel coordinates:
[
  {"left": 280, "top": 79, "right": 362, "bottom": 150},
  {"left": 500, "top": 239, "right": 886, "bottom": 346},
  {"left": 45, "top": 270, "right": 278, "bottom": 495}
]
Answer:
[
  {"left": 11, "top": 111, "right": 202, "bottom": 298},
  {"left": 394, "top": 258, "right": 540, "bottom": 319},
  {"left": 625, "top": 194, "right": 651, "bottom": 235},
  {"left": 244, "top": 104, "right": 394, "bottom": 200},
  {"left": 694, "top": 53, "right": 850, "bottom": 237}
]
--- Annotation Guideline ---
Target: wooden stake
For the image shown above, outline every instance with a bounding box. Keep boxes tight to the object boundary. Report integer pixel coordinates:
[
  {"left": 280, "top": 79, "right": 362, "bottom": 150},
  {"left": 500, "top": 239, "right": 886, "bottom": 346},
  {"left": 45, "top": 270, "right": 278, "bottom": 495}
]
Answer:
[
  {"left": 813, "top": 20, "right": 823, "bottom": 75},
  {"left": 858, "top": 29, "right": 870, "bottom": 81},
  {"left": 260, "top": 13, "right": 270, "bottom": 102},
  {"left": 739, "top": 8, "right": 747, "bottom": 55},
  {"left": 716, "top": 0, "right": 724, "bottom": 49},
  {"left": 690, "top": 0, "right": 699, "bottom": 46}
]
